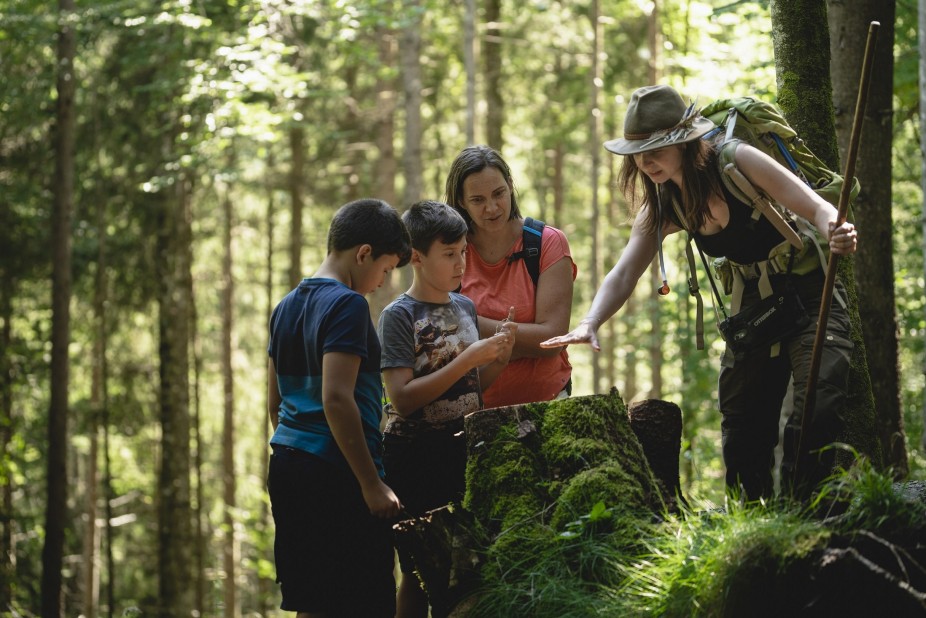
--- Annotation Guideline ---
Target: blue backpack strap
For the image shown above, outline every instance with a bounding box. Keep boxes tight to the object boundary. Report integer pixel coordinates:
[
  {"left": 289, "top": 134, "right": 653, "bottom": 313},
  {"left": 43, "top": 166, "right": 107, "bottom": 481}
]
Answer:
[{"left": 507, "top": 217, "right": 545, "bottom": 287}]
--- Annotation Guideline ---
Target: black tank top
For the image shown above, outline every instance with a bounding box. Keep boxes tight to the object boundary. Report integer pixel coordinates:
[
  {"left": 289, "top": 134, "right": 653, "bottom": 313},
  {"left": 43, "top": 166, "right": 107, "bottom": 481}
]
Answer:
[{"left": 666, "top": 181, "right": 788, "bottom": 264}]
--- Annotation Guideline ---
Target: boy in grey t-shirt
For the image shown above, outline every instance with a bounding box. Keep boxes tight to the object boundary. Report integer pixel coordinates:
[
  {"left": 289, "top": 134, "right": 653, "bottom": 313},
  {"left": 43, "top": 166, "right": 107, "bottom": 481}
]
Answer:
[{"left": 378, "top": 200, "right": 516, "bottom": 617}]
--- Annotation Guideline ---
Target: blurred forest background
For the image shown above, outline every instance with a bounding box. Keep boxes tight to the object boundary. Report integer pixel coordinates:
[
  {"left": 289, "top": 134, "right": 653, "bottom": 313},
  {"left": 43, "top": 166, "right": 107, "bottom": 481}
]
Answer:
[{"left": 1, "top": 0, "right": 923, "bottom": 615}]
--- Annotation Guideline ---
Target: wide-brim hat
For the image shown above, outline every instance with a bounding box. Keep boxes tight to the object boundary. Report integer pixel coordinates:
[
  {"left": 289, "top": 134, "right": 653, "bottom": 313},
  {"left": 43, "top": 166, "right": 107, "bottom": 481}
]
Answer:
[{"left": 603, "top": 85, "right": 715, "bottom": 156}]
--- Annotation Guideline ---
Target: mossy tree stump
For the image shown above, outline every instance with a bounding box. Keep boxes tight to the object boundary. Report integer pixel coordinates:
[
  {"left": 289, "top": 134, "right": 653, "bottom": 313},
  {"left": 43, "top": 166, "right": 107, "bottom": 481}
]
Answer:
[{"left": 394, "top": 388, "right": 681, "bottom": 615}]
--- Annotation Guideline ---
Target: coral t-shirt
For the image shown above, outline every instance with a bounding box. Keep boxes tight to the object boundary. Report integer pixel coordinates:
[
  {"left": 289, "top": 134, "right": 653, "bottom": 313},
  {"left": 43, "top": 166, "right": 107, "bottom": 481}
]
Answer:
[{"left": 461, "top": 224, "right": 576, "bottom": 408}]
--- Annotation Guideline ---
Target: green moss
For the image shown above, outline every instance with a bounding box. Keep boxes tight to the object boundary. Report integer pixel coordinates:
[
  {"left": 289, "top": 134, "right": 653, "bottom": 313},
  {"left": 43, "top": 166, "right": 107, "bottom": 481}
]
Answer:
[
  {"left": 550, "top": 460, "right": 649, "bottom": 531},
  {"left": 463, "top": 390, "right": 668, "bottom": 612},
  {"left": 464, "top": 424, "right": 550, "bottom": 531}
]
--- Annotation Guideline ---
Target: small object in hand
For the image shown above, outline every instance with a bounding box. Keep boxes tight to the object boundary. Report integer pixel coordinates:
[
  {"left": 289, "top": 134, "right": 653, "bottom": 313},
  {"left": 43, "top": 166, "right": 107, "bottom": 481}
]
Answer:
[{"left": 496, "top": 306, "right": 516, "bottom": 334}]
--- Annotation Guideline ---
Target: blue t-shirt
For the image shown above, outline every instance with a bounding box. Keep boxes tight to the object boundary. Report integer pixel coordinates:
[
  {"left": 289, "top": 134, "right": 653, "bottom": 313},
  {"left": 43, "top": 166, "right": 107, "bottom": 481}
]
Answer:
[{"left": 268, "top": 278, "right": 385, "bottom": 476}]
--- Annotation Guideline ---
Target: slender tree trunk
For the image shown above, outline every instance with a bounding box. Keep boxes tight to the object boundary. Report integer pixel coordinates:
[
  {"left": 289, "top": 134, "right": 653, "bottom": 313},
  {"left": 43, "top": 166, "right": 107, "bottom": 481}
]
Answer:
[
  {"left": 221, "top": 181, "right": 237, "bottom": 617},
  {"left": 157, "top": 170, "right": 195, "bottom": 616},
  {"left": 920, "top": 0, "right": 926, "bottom": 455},
  {"left": 288, "top": 126, "right": 305, "bottom": 289},
  {"left": 483, "top": 0, "right": 503, "bottom": 149},
  {"left": 259, "top": 149, "right": 276, "bottom": 616},
  {"left": 589, "top": 0, "right": 603, "bottom": 393},
  {"left": 551, "top": 143, "right": 564, "bottom": 229},
  {"left": 402, "top": 1, "right": 423, "bottom": 207},
  {"left": 376, "top": 29, "right": 398, "bottom": 209},
  {"left": 190, "top": 258, "right": 205, "bottom": 617},
  {"left": 102, "top": 369, "right": 114, "bottom": 618},
  {"left": 42, "top": 1, "right": 76, "bottom": 614},
  {"left": 770, "top": 0, "right": 881, "bottom": 468},
  {"left": 0, "top": 275, "right": 12, "bottom": 606},
  {"left": 83, "top": 193, "right": 108, "bottom": 618},
  {"left": 829, "top": 2, "right": 905, "bottom": 477},
  {"left": 83, "top": 396, "right": 99, "bottom": 617},
  {"left": 647, "top": 0, "right": 663, "bottom": 399},
  {"left": 464, "top": 0, "right": 477, "bottom": 144},
  {"left": 369, "top": 26, "right": 400, "bottom": 317}
]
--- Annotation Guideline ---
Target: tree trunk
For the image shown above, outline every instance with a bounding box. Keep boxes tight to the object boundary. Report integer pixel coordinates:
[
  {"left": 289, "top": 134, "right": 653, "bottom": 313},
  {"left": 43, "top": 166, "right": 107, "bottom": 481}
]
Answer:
[
  {"left": 102, "top": 386, "right": 115, "bottom": 617},
  {"left": 369, "top": 26, "right": 401, "bottom": 318},
  {"left": 401, "top": 3, "right": 423, "bottom": 207},
  {"left": 375, "top": 28, "right": 398, "bottom": 209},
  {"left": 589, "top": 0, "right": 602, "bottom": 393},
  {"left": 920, "top": 0, "right": 926, "bottom": 455},
  {"left": 221, "top": 181, "right": 237, "bottom": 618},
  {"left": 770, "top": 0, "right": 881, "bottom": 468},
  {"left": 83, "top": 191, "right": 109, "bottom": 618},
  {"left": 830, "top": 3, "right": 905, "bottom": 477},
  {"left": 464, "top": 0, "right": 476, "bottom": 144},
  {"left": 770, "top": 0, "right": 839, "bottom": 168},
  {"left": 157, "top": 172, "right": 195, "bottom": 616},
  {"left": 646, "top": 0, "right": 663, "bottom": 400},
  {"left": 1, "top": 267, "right": 13, "bottom": 606},
  {"left": 190, "top": 246, "right": 206, "bottom": 617},
  {"left": 258, "top": 148, "right": 276, "bottom": 617},
  {"left": 483, "top": 0, "right": 503, "bottom": 149},
  {"left": 42, "top": 1, "right": 76, "bottom": 614},
  {"left": 288, "top": 126, "right": 305, "bottom": 289}
]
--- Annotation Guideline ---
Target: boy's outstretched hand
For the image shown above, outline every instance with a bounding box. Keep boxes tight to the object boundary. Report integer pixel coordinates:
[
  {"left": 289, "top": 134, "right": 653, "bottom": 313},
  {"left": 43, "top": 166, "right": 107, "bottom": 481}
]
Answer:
[
  {"left": 540, "top": 318, "right": 601, "bottom": 352},
  {"left": 362, "top": 479, "right": 403, "bottom": 519}
]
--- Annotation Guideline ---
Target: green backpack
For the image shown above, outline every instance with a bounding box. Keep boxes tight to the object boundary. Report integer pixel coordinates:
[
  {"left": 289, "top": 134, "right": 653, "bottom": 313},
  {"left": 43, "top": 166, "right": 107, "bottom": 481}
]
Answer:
[
  {"left": 701, "top": 97, "right": 860, "bottom": 279},
  {"left": 702, "top": 97, "right": 859, "bottom": 207}
]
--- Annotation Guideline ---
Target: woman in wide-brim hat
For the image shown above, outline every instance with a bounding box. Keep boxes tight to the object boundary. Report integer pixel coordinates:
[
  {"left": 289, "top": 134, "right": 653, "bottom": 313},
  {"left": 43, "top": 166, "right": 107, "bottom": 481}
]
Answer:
[{"left": 541, "top": 84, "right": 859, "bottom": 502}]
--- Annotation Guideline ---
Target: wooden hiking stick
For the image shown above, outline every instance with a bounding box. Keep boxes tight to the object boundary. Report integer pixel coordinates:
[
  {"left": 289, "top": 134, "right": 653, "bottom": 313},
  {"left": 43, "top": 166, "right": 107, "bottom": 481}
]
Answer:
[{"left": 795, "top": 21, "right": 880, "bottom": 483}]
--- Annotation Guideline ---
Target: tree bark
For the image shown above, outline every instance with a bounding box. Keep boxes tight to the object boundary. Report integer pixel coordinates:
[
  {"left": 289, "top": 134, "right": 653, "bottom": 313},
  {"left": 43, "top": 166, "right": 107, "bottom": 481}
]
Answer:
[
  {"left": 464, "top": 0, "right": 476, "bottom": 144},
  {"left": 829, "top": 2, "right": 904, "bottom": 477},
  {"left": 627, "top": 399, "right": 683, "bottom": 511},
  {"left": 483, "top": 0, "right": 503, "bottom": 149},
  {"left": 258, "top": 147, "right": 276, "bottom": 617},
  {"left": 920, "top": 0, "right": 926, "bottom": 455},
  {"left": 646, "top": 0, "right": 663, "bottom": 399},
  {"left": 288, "top": 126, "right": 305, "bottom": 289},
  {"left": 42, "top": 1, "right": 76, "bottom": 614},
  {"left": 157, "top": 172, "right": 195, "bottom": 616},
  {"left": 402, "top": 2, "right": 423, "bottom": 207},
  {"left": 83, "top": 189, "right": 109, "bottom": 618},
  {"left": 1, "top": 262, "right": 13, "bottom": 606},
  {"left": 190, "top": 240, "right": 206, "bottom": 617},
  {"left": 221, "top": 180, "right": 237, "bottom": 618},
  {"left": 589, "top": 0, "right": 603, "bottom": 393},
  {"left": 770, "top": 0, "right": 881, "bottom": 468}
]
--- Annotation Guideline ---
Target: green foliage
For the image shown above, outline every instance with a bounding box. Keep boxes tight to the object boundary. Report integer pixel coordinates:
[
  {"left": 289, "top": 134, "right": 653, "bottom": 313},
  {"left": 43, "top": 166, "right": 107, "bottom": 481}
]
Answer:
[
  {"left": 616, "top": 501, "right": 829, "bottom": 617},
  {"left": 1, "top": 0, "right": 921, "bottom": 613},
  {"left": 813, "top": 453, "right": 926, "bottom": 536},
  {"left": 469, "top": 508, "right": 638, "bottom": 618}
]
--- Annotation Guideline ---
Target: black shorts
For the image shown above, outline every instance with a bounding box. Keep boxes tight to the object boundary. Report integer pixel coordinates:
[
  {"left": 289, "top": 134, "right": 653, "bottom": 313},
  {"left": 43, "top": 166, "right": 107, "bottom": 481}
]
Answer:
[
  {"left": 383, "top": 429, "right": 466, "bottom": 573},
  {"left": 267, "top": 445, "right": 396, "bottom": 616}
]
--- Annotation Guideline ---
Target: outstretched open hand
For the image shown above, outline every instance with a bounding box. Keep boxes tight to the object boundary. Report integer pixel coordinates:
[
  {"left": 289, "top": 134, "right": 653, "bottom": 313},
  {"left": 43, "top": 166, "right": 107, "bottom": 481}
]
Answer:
[{"left": 540, "top": 319, "right": 601, "bottom": 352}]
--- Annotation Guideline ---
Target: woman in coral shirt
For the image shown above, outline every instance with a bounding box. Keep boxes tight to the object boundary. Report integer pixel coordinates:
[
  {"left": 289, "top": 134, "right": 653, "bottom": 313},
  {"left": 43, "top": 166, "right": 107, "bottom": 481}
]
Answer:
[{"left": 444, "top": 145, "right": 576, "bottom": 408}]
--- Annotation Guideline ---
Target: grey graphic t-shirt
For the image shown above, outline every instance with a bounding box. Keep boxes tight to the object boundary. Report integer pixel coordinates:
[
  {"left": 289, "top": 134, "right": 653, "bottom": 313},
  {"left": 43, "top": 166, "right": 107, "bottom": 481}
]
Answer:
[{"left": 378, "top": 292, "right": 482, "bottom": 437}]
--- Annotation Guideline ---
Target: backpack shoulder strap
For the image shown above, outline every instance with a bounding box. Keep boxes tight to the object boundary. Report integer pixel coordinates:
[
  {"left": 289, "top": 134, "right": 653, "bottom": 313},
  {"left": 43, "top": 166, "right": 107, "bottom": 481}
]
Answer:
[
  {"left": 716, "top": 140, "right": 803, "bottom": 250},
  {"left": 507, "top": 217, "right": 545, "bottom": 287}
]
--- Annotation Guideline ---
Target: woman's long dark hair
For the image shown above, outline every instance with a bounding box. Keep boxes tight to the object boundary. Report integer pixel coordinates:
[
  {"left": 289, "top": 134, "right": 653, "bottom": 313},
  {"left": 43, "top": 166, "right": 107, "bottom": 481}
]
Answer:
[
  {"left": 444, "top": 145, "right": 522, "bottom": 232},
  {"left": 618, "top": 139, "right": 723, "bottom": 234}
]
